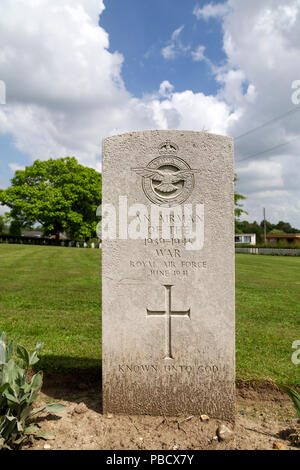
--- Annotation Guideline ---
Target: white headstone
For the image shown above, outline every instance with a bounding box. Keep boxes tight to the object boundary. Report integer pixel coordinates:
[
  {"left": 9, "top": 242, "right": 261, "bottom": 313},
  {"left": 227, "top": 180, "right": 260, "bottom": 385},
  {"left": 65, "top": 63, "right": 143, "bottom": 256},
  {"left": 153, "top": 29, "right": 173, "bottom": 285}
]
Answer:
[{"left": 102, "top": 130, "right": 235, "bottom": 420}]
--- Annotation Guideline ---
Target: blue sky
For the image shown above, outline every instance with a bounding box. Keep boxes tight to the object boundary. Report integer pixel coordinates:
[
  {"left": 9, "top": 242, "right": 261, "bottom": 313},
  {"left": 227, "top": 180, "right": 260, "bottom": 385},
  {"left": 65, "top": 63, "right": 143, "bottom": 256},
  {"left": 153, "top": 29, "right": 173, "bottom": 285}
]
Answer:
[
  {"left": 0, "top": 136, "right": 31, "bottom": 190},
  {"left": 0, "top": 0, "right": 300, "bottom": 227},
  {"left": 101, "top": 0, "right": 226, "bottom": 97},
  {"left": 0, "top": 0, "right": 228, "bottom": 191}
]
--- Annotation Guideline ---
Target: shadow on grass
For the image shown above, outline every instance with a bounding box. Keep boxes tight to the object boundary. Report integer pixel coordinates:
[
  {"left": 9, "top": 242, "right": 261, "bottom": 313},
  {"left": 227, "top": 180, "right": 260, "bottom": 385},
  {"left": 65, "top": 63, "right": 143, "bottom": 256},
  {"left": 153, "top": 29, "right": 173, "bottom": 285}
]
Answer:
[
  {"left": 38, "top": 355, "right": 102, "bottom": 371},
  {"left": 36, "top": 355, "right": 103, "bottom": 414}
]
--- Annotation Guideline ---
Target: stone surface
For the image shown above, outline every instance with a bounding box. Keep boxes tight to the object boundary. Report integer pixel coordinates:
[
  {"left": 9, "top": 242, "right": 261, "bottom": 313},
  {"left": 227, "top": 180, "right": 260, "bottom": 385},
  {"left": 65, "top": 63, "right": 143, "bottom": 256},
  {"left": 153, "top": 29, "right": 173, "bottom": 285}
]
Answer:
[
  {"left": 273, "top": 441, "right": 285, "bottom": 450},
  {"left": 200, "top": 414, "right": 210, "bottom": 422},
  {"left": 217, "top": 424, "right": 234, "bottom": 441},
  {"left": 73, "top": 403, "right": 88, "bottom": 415},
  {"left": 102, "top": 130, "right": 235, "bottom": 420}
]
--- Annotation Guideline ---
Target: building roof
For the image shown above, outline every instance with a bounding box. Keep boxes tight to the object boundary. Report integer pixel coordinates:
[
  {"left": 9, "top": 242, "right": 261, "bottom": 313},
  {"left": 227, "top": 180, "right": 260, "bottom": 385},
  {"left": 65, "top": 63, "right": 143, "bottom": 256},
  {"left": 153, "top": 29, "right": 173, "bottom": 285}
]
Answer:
[
  {"left": 21, "top": 230, "right": 44, "bottom": 238},
  {"left": 235, "top": 233, "right": 256, "bottom": 236},
  {"left": 266, "top": 233, "right": 300, "bottom": 239}
]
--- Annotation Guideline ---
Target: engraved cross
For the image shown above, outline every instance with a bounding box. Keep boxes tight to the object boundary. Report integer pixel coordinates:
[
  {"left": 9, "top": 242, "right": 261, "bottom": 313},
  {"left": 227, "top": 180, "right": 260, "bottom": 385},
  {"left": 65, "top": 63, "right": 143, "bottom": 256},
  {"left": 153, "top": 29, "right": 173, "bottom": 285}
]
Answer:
[{"left": 146, "top": 284, "right": 190, "bottom": 360}]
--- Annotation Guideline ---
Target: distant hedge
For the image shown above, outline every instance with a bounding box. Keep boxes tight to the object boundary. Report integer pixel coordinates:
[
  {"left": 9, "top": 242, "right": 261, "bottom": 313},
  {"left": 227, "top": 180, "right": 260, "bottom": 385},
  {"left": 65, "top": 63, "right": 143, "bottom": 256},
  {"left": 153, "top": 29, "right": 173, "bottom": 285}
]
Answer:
[
  {"left": 236, "top": 247, "right": 300, "bottom": 256},
  {"left": 236, "top": 243, "right": 300, "bottom": 250},
  {"left": 0, "top": 234, "right": 101, "bottom": 248}
]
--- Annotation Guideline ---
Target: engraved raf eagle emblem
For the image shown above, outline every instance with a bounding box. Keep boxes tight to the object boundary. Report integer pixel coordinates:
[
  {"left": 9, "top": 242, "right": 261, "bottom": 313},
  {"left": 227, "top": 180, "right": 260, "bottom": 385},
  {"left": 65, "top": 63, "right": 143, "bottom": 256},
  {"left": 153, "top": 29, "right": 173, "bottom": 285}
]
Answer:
[
  {"left": 132, "top": 168, "right": 200, "bottom": 194},
  {"left": 132, "top": 141, "right": 199, "bottom": 206}
]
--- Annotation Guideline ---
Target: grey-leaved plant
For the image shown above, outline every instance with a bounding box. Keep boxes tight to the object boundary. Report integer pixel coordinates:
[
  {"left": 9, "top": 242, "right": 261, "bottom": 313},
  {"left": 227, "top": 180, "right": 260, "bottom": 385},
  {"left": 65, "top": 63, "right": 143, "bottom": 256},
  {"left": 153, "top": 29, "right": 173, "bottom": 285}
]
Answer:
[{"left": 0, "top": 331, "right": 66, "bottom": 450}]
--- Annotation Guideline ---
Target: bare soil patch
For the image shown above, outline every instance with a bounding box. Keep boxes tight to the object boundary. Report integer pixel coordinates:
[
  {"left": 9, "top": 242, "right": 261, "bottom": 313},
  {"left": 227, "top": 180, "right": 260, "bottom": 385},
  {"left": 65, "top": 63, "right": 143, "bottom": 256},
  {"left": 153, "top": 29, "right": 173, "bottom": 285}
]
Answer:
[{"left": 23, "top": 371, "right": 300, "bottom": 451}]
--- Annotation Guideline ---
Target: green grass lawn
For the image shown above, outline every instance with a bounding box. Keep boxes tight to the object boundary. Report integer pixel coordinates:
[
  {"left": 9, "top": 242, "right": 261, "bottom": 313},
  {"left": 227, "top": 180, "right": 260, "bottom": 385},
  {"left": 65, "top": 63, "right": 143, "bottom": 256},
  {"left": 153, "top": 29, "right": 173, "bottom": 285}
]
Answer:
[
  {"left": 236, "top": 254, "right": 300, "bottom": 386},
  {"left": 0, "top": 244, "right": 101, "bottom": 370},
  {"left": 0, "top": 245, "right": 299, "bottom": 386}
]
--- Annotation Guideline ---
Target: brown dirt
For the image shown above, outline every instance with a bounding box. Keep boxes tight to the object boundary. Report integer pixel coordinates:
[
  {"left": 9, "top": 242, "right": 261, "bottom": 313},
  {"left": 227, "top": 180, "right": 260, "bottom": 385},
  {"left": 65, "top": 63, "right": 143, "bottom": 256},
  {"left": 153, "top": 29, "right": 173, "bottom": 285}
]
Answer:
[{"left": 23, "top": 371, "right": 300, "bottom": 451}]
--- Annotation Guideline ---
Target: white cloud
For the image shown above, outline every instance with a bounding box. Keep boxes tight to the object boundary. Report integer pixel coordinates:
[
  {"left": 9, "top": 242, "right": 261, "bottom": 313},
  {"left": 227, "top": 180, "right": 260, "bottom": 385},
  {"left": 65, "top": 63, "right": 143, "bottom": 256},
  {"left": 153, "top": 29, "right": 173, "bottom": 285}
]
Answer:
[
  {"left": 0, "top": 0, "right": 125, "bottom": 170},
  {"left": 0, "top": 206, "right": 8, "bottom": 216},
  {"left": 237, "top": 160, "right": 284, "bottom": 193},
  {"left": 161, "top": 45, "right": 176, "bottom": 60},
  {"left": 204, "top": 0, "right": 300, "bottom": 227},
  {"left": 172, "top": 25, "right": 185, "bottom": 40},
  {"left": 0, "top": 3, "right": 234, "bottom": 174},
  {"left": 161, "top": 25, "right": 190, "bottom": 60},
  {"left": 191, "top": 45, "right": 206, "bottom": 62},
  {"left": 161, "top": 29, "right": 208, "bottom": 65},
  {"left": 159, "top": 90, "right": 233, "bottom": 134},
  {"left": 0, "top": 80, "right": 6, "bottom": 105},
  {"left": 9, "top": 163, "right": 26, "bottom": 172},
  {"left": 1, "top": 0, "right": 300, "bottom": 227},
  {"left": 158, "top": 80, "right": 174, "bottom": 98},
  {"left": 193, "top": 2, "right": 230, "bottom": 21}
]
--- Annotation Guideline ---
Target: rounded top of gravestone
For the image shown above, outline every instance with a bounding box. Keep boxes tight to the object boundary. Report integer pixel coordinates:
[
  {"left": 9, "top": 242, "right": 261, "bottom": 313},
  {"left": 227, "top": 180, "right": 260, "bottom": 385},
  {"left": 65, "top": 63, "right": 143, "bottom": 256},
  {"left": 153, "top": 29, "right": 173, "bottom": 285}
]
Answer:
[{"left": 103, "top": 129, "right": 233, "bottom": 143}]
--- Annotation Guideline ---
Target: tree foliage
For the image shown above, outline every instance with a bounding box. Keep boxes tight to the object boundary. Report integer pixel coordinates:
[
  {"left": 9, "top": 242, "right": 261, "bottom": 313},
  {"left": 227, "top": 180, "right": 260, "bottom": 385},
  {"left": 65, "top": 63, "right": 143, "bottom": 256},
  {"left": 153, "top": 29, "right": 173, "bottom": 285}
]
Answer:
[
  {"left": 236, "top": 219, "right": 300, "bottom": 243},
  {"left": 0, "top": 157, "right": 101, "bottom": 240},
  {"left": 234, "top": 174, "right": 247, "bottom": 229},
  {"left": 0, "top": 216, "right": 5, "bottom": 234},
  {"left": 236, "top": 220, "right": 264, "bottom": 242},
  {"left": 9, "top": 220, "right": 22, "bottom": 236},
  {"left": 261, "top": 220, "right": 299, "bottom": 234}
]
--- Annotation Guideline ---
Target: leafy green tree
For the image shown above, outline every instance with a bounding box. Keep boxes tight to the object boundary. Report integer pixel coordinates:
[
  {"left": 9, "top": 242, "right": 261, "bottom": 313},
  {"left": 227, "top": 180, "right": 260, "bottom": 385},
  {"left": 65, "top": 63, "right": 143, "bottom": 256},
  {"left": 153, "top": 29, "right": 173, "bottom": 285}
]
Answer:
[
  {"left": 260, "top": 219, "right": 274, "bottom": 233},
  {"left": 9, "top": 220, "right": 22, "bottom": 236},
  {"left": 259, "top": 220, "right": 299, "bottom": 234},
  {"left": 234, "top": 174, "right": 247, "bottom": 231},
  {"left": 236, "top": 220, "right": 263, "bottom": 243},
  {"left": 275, "top": 221, "right": 298, "bottom": 234},
  {"left": 0, "top": 215, "right": 5, "bottom": 234},
  {"left": 0, "top": 157, "right": 102, "bottom": 240},
  {"left": 268, "top": 228, "right": 284, "bottom": 235}
]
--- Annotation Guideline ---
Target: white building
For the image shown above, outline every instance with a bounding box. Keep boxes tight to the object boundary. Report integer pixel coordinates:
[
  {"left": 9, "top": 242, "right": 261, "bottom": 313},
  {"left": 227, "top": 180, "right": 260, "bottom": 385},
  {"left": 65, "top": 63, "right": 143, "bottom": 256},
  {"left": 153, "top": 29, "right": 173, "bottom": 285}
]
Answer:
[{"left": 235, "top": 233, "right": 256, "bottom": 245}]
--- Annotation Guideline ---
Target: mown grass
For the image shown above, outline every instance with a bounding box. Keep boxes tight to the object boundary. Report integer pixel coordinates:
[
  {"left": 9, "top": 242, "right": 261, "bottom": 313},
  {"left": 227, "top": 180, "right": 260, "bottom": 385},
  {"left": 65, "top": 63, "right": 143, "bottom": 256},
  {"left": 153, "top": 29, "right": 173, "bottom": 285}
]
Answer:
[
  {"left": 236, "top": 254, "right": 300, "bottom": 386},
  {"left": 0, "top": 245, "right": 299, "bottom": 385},
  {"left": 0, "top": 244, "right": 101, "bottom": 370}
]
